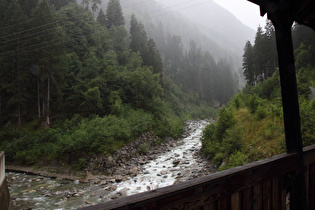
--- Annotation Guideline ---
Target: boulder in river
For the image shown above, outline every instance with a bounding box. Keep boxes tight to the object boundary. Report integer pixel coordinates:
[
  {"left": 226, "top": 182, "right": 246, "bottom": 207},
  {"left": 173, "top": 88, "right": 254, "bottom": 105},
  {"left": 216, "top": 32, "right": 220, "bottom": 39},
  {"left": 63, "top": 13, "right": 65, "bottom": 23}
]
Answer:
[{"left": 172, "top": 159, "right": 180, "bottom": 166}]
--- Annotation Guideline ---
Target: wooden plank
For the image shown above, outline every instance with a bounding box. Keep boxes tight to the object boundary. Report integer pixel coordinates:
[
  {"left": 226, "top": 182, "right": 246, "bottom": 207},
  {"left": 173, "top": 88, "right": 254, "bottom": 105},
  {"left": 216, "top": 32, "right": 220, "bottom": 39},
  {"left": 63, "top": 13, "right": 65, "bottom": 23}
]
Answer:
[
  {"left": 209, "top": 201, "right": 217, "bottom": 210},
  {"left": 241, "top": 187, "right": 252, "bottom": 210},
  {"left": 217, "top": 196, "right": 227, "bottom": 210},
  {"left": 253, "top": 183, "right": 262, "bottom": 210},
  {"left": 309, "top": 163, "right": 315, "bottom": 210},
  {"left": 231, "top": 192, "right": 240, "bottom": 210},
  {"left": 202, "top": 201, "right": 216, "bottom": 210},
  {"left": 263, "top": 180, "right": 272, "bottom": 210},
  {"left": 305, "top": 165, "right": 309, "bottom": 205},
  {"left": 272, "top": 178, "right": 281, "bottom": 210},
  {"left": 303, "top": 145, "right": 315, "bottom": 165}
]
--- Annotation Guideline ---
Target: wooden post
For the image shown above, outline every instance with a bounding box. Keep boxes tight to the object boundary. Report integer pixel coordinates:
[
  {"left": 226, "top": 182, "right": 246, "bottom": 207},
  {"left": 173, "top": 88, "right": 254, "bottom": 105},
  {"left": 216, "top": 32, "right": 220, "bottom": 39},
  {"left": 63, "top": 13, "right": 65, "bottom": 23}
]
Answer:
[{"left": 272, "top": 13, "right": 308, "bottom": 210}]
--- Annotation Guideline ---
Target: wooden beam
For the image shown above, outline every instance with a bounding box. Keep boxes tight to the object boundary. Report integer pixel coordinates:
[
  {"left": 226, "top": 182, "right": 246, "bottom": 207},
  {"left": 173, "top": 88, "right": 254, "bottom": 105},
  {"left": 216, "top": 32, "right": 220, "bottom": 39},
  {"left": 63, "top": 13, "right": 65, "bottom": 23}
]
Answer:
[{"left": 269, "top": 5, "right": 308, "bottom": 210}]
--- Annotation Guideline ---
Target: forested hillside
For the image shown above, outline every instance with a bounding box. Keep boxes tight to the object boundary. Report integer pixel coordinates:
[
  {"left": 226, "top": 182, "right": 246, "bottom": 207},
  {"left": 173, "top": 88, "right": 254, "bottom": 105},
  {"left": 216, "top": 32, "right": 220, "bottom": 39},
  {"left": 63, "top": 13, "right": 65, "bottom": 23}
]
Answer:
[
  {"left": 0, "top": 0, "right": 239, "bottom": 166},
  {"left": 202, "top": 22, "right": 315, "bottom": 170}
]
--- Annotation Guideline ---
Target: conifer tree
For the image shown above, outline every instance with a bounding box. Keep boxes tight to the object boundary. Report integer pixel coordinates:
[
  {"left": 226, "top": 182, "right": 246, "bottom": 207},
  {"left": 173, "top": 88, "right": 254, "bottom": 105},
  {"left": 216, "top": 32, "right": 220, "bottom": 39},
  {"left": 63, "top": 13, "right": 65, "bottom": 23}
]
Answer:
[
  {"left": 106, "top": 0, "right": 124, "bottom": 29},
  {"left": 0, "top": 1, "right": 28, "bottom": 125},
  {"left": 130, "top": 14, "right": 147, "bottom": 57},
  {"left": 91, "top": 0, "right": 101, "bottom": 13},
  {"left": 49, "top": 0, "right": 73, "bottom": 10},
  {"left": 97, "top": 8, "right": 106, "bottom": 26},
  {"left": 145, "top": 38, "right": 163, "bottom": 75},
  {"left": 30, "top": 0, "right": 65, "bottom": 126},
  {"left": 243, "top": 41, "right": 255, "bottom": 85}
]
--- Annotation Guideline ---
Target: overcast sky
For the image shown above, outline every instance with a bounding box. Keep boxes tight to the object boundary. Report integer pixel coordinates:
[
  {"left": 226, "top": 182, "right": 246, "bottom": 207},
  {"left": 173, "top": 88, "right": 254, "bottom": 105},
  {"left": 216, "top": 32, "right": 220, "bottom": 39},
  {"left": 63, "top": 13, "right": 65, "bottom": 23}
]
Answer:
[{"left": 212, "top": 0, "right": 267, "bottom": 30}]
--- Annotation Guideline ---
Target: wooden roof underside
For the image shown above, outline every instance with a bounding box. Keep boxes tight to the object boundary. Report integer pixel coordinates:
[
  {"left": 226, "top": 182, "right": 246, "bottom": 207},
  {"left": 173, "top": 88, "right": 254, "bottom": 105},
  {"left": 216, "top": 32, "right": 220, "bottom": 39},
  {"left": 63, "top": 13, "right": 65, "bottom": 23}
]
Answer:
[{"left": 248, "top": 0, "right": 315, "bottom": 30}]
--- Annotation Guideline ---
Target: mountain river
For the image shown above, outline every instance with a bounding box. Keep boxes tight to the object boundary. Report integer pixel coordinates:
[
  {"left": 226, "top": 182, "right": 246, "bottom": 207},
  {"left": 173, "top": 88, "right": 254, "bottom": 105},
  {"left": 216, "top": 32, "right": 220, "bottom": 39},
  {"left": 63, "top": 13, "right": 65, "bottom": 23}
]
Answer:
[{"left": 6, "top": 120, "right": 211, "bottom": 209}]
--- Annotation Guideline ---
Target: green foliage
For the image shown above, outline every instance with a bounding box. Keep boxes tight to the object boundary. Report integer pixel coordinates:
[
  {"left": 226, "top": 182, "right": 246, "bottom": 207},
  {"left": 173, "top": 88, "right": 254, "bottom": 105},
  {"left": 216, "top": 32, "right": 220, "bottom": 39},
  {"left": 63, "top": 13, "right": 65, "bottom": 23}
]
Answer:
[
  {"left": 138, "top": 143, "right": 149, "bottom": 155},
  {"left": 215, "top": 106, "right": 236, "bottom": 141},
  {"left": 246, "top": 94, "right": 260, "bottom": 114},
  {"left": 300, "top": 97, "right": 315, "bottom": 146},
  {"left": 154, "top": 115, "right": 184, "bottom": 138},
  {"left": 81, "top": 86, "right": 103, "bottom": 115},
  {"left": 218, "top": 151, "right": 249, "bottom": 171},
  {"left": 73, "top": 158, "right": 87, "bottom": 170},
  {"left": 201, "top": 106, "right": 238, "bottom": 165}
]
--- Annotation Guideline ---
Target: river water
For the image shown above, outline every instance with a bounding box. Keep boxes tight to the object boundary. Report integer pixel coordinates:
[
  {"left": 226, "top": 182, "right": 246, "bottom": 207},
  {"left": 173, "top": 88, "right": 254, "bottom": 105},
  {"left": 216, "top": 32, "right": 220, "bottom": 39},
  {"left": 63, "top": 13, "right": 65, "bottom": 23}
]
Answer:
[{"left": 6, "top": 120, "right": 210, "bottom": 209}]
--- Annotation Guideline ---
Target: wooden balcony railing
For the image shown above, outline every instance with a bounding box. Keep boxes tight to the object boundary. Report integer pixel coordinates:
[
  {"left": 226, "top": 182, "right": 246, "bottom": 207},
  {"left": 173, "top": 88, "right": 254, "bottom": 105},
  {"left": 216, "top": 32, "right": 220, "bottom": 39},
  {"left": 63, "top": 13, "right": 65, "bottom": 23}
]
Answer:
[
  {"left": 0, "top": 152, "right": 4, "bottom": 186},
  {"left": 82, "top": 144, "right": 315, "bottom": 210},
  {"left": 0, "top": 152, "right": 11, "bottom": 210}
]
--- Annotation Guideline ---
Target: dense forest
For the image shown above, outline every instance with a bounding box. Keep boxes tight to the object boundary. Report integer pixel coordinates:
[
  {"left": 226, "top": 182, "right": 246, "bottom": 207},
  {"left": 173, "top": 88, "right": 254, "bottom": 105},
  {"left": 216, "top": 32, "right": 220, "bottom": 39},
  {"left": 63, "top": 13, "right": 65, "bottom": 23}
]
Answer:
[
  {"left": 0, "top": 0, "right": 238, "bottom": 166},
  {"left": 202, "top": 22, "right": 315, "bottom": 170}
]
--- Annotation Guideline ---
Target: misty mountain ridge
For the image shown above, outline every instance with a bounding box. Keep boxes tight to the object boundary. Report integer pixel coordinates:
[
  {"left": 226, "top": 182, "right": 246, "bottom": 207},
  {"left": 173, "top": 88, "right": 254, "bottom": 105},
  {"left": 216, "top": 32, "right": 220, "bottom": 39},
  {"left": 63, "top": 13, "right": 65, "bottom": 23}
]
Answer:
[
  {"left": 98, "top": 0, "right": 255, "bottom": 67},
  {"left": 156, "top": 0, "right": 255, "bottom": 55}
]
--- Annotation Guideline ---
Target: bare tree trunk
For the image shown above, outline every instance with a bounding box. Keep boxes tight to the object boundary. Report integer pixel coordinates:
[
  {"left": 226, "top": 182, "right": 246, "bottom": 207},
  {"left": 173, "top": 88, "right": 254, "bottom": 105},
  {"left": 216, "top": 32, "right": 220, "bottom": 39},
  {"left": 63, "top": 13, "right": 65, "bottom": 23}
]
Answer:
[
  {"left": 46, "top": 77, "right": 50, "bottom": 125},
  {"left": 42, "top": 79, "right": 45, "bottom": 119},
  {"left": 17, "top": 32, "right": 21, "bottom": 125},
  {"left": 37, "top": 76, "right": 41, "bottom": 118}
]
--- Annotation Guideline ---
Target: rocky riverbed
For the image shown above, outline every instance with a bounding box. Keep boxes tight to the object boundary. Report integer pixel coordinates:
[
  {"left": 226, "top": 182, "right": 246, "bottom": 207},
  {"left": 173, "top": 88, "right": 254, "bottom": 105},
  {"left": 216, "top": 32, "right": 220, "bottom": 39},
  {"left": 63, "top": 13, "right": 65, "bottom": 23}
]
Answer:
[{"left": 6, "top": 120, "right": 216, "bottom": 209}]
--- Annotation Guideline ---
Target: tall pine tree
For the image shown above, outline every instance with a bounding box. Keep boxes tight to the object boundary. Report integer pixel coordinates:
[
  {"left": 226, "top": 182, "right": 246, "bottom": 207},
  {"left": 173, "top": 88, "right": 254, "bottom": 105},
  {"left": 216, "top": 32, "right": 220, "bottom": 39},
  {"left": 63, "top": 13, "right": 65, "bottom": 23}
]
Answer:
[
  {"left": 106, "top": 0, "right": 124, "bottom": 29},
  {"left": 243, "top": 41, "right": 255, "bottom": 85}
]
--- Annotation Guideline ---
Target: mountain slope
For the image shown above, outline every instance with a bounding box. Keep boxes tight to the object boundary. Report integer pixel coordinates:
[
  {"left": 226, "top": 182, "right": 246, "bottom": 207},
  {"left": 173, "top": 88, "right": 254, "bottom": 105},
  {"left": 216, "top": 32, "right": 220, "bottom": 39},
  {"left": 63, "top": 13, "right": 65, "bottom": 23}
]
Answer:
[{"left": 99, "top": 0, "right": 255, "bottom": 64}]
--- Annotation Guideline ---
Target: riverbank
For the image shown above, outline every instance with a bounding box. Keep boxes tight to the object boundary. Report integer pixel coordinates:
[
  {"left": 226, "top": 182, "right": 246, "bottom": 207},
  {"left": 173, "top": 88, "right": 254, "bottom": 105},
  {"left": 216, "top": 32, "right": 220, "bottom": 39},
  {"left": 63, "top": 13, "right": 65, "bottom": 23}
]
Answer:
[
  {"left": 6, "top": 120, "right": 217, "bottom": 209},
  {"left": 6, "top": 120, "right": 215, "bottom": 184}
]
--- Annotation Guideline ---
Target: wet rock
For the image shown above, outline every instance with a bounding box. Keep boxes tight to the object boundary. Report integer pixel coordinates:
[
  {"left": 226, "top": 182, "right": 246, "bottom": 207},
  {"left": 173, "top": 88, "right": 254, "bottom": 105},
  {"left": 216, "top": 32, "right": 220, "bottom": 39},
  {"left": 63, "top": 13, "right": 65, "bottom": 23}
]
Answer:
[
  {"left": 115, "top": 176, "right": 123, "bottom": 183},
  {"left": 74, "top": 192, "right": 84, "bottom": 197},
  {"left": 61, "top": 181, "right": 69, "bottom": 185},
  {"left": 165, "top": 137, "right": 173, "bottom": 142},
  {"left": 160, "top": 171, "right": 167, "bottom": 175},
  {"left": 111, "top": 185, "right": 117, "bottom": 191},
  {"left": 117, "top": 188, "right": 129, "bottom": 197},
  {"left": 100, "top": 181, "right": 107, "bottom": 186},
  {"left": 85, "top": 200, "right": 94, "bottom": 205},
  {"left": 172, "top": 159, "right": 180, "bottom": 166},
  {"left": 129, "top": 166, "right": 138, "bottom": 177},
  {"left": 138, "top": 160, "right": 146, "bottom": 165}
]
